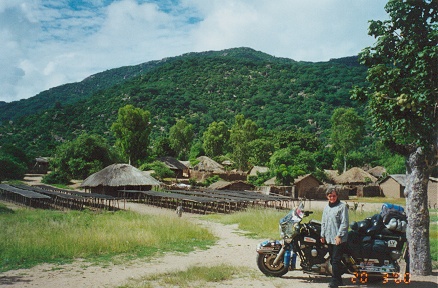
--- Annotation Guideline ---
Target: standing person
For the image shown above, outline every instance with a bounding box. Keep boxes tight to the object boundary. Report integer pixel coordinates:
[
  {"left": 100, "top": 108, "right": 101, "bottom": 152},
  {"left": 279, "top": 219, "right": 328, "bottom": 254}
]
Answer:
[
  {"left": 320, "top": 188, "right": 349, "bottom": 288},
  {"left": 176, "top": 205, "right": 183, "bottom": 217}
]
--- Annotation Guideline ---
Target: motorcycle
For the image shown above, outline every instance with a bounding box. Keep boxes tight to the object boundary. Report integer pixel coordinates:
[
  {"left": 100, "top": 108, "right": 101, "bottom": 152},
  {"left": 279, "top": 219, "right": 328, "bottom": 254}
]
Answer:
[{"left": 256, "top": 201, "right": 410, "bottom": 283}]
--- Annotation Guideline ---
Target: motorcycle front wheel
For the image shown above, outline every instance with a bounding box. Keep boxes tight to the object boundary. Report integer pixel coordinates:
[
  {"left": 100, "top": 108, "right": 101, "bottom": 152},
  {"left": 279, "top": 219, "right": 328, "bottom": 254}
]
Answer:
[{"left": 256, "top": 253, "right": 289, "bottom": 277}]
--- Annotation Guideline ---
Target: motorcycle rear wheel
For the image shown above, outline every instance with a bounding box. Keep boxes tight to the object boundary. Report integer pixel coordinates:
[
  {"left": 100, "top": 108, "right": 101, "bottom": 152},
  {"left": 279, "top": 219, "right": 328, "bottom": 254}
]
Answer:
[{"left": 256, "top": 253, "right": 289, "bottom": 277}]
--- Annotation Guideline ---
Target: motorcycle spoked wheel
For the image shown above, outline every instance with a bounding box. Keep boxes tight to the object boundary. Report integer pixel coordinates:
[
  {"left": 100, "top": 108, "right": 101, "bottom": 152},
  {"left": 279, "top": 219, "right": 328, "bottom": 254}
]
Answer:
[{"left": 256, "top": 253, "right": 289, "bottom": 277}]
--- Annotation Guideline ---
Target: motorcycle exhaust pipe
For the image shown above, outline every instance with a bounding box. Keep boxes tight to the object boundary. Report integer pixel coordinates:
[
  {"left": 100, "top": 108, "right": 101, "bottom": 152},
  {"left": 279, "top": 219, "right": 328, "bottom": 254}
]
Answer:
[{"left": 273, "top": 246, "right": 286, "bottom": 266}]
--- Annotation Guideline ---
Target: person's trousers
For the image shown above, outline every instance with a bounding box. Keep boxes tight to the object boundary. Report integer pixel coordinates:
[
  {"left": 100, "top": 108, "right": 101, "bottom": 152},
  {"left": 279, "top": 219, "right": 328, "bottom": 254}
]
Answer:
[{"left": 328, "top": 242, "right": 347, "bottom": 285}]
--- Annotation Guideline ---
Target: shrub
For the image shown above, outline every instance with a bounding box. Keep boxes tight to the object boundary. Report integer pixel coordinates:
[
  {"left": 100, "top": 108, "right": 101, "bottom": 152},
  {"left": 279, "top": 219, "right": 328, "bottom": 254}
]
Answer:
[
  {"left": 42, "top": 171, "right": 70, "bottom": 185},
  {"left": 0, "top": 155, "right": 26, "bottom": 182}
]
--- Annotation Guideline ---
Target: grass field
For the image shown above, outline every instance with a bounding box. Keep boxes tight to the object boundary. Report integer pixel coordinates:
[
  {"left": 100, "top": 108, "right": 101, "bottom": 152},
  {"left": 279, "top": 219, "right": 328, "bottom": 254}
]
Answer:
[{"left": 0, "top": 203, "right": 216, "bottom": 272}]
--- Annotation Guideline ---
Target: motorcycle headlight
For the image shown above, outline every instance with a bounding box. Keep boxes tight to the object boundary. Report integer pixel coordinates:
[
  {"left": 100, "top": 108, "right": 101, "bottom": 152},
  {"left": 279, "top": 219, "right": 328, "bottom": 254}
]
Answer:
[
  {"left": 285, "top": 238, "right": 292, "bottom": 244},
  {"left": 280, "top": 222, "right": 297, "bottom": 238},
  {"left": 293, "top": 223, "right": 301, "bottom": 236}
]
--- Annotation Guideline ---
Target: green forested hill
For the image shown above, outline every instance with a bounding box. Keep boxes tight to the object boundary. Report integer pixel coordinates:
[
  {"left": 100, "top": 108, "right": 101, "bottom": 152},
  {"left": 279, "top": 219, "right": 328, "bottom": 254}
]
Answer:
[
  {"left": 0, "top": 59, "right": 172, "bottom": 122},
  {"left": 0, "top": 47, "right": 367, "bottom": 158}
]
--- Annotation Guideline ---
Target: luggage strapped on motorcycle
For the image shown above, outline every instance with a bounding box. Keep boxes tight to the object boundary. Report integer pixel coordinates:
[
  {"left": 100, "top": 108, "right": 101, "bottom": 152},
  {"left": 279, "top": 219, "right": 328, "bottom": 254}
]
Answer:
[{"left": 380, "top": 203, "right": 407, "bottom": 232}]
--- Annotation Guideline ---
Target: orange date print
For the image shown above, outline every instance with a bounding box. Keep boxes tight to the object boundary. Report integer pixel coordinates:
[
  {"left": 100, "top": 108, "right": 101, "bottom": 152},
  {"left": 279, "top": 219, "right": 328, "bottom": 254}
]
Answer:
[{"left": 351, "top": 272, "right": 410, "bottom": 284}]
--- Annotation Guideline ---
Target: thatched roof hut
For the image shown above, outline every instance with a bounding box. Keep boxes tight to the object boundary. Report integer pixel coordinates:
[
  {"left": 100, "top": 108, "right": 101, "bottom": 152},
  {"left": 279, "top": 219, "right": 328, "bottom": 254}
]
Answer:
[
  {"left": 324, "top": 169, "right": 340, "bottom": 183},
  {"left": 334, "top": 167, "right": 377, "bottom": 185},
  {"left": 248, "top": 166, "right": 269, "bottom": 176},
  {"left": 263, "top": 177, "right": 277, "bottom": 186},
  {"left": 193, "top": 156, "right": 225, "bottom": 173},
  {"left": 367, "top": 166, "right": 387, "bottom": 178},
  {"left": 81, "top": 164, "right": 161, "bottom": 197},
  {"left": 208, "top": 180, "right": 254, "bottom": 191}
]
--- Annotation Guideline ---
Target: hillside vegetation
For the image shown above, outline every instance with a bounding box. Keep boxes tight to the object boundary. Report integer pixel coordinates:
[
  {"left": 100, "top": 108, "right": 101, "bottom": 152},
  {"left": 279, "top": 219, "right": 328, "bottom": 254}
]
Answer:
[
  {"left": 0, "top": 47, "right": 367, "bottom": 159},
  {"left": 0, "top": 60, "right": 169, "bottom": 122}
]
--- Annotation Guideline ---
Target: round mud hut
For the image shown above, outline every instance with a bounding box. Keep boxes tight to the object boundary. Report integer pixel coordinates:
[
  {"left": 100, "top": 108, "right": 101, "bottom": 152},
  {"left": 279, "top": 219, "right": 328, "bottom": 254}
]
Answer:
[{"left": 81, "top": 163, "right": 161, "bottom": 197}]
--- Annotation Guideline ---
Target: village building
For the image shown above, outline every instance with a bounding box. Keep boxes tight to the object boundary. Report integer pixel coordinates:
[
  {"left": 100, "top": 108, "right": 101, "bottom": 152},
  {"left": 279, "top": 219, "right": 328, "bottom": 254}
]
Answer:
[
  {"left": 366, "top": 166, "right": 387, "bottom": 179},
  {"left": 333, "top": 167, "right": 379, "bottom": 197},
  {"left": 80, "top": 163, "right": 161, "bottom": 197},
  {"left": 294, "top": 174, "right": 322, "bottom": 198},
  {"left": 380, "top": 175, "right": 438, "bottom": 208},
  {"left": 157, "top": 156, "right": 190, "bottom": 178},
  {"left": 324, "top": 169, "right": 340, "bottom": 184},
  {"left": 260, "top": 173, "right": 321, "bottom": 199},
  {"left": 428, "top": 177, "right": 437, "bottom": 208},
  {"left": 248, "top": 166, "right": 269, "bottom": 177},
  {"left": 379, "top": 174, "right": 406, "bottom": 198},
  {"left": 305, "top": 185, "right": 350, "bottom": 200},
  {"left": 193, "top": 156, "right": 225, "bottom": 173},
  {"left": 191, "top": 156, "right": 246, "bottom": 182},
  {"left": 208, "top": 180, "right": 255, "bottom": 191},
  {"left": 30, "top": 157, "right": 50, "bottom": 174}
]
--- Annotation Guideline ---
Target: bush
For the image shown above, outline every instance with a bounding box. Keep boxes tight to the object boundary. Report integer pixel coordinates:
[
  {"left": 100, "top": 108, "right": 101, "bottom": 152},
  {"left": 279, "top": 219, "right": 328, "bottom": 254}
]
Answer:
[
  {"left": 139, "top": 161, "right": 174, "bottom": 180},
  {"left": 0, "top": 155, "right": 26, "bottom": 181},
  {"left": 42, "top": 171, "right": 70, "bottom": 185},
  {"left": 50, "top": 133, "right": 119, "bottom": 180},
  {"left": 247, "top": 171, "right": 271, "bottom": 186},
  {"left": 202, "top": 175, "right": 221, "bottom": 187},
  {"left": 187, "top": 176, "right": 220, "bottom": 187}
]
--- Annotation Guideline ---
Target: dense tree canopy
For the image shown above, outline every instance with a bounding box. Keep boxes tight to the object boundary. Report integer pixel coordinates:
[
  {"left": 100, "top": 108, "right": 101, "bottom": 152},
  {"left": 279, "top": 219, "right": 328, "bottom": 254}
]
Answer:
[
  {"left": 203, "top": 121, "right": 229, "bottom": 158},
  {"left": 229, "top": 114, "right": 258, "bottom": 171},
  {"left": 330, "top": 108, "right": 365, "bottom": 173},
  {"left": 0, "top": 154, "right": 27, "bottom": 182},
  {"left": 111, "top": 105, "right": 152, "bottom": 166},
  {"left": 352, "top": 0, "right": 437, "bottom": 275},
  {"left": 50, "top": 133, "right": 119, "bottom": 181},
  {"left": 169, "top": 119, "right": 194, "bottom": 160},
  {"left": 248, "top": 138, "right": 275, "bottom": 167},
  {"left": 152, "top": 136, "right": 176, "bottom": 158}
]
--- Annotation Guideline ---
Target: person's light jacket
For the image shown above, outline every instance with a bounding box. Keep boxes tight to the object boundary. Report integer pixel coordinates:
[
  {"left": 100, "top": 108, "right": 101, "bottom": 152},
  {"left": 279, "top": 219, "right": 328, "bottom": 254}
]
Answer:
[{"left": 321, "top": 201, "right": 349, "bottom": 244}]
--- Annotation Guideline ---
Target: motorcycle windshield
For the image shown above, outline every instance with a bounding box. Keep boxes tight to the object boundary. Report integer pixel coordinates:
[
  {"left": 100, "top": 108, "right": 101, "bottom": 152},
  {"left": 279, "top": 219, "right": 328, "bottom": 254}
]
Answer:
[
  {"left": 295, "top": 202, "right": 305, "bottom": 219},
  {"left": 280, "top": 202, "right": 305, "bottom": 225}
]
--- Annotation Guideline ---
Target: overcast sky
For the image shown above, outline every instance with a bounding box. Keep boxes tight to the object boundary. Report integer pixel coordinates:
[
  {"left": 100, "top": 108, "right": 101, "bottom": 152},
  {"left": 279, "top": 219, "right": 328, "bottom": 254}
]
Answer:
[{"left": 0, "top": 0, "right": 389, "bottom": 102}]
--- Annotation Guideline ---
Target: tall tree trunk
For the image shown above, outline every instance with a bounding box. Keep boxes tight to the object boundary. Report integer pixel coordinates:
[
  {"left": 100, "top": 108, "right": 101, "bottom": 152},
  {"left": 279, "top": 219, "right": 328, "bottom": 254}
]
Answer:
[
  {"left": 343, "top": 154, "right": 347, "bottom": 173},
  {"left": 405, "top": 146, "right": 432, "bottom": 276}
]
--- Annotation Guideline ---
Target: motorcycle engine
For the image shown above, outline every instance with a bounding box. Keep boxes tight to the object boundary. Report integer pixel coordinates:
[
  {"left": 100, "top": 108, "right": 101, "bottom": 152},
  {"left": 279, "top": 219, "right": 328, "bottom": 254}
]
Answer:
[
  {"left": 301, "top": 243, "right": 328, "bottom": 266},
  {"left": 297, "top": 221, "right": 329, "bottom": 271}
]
